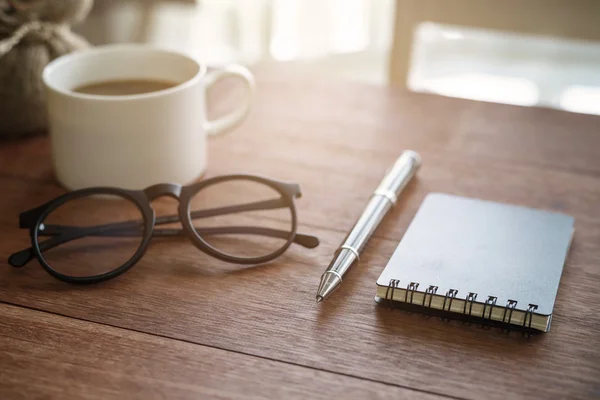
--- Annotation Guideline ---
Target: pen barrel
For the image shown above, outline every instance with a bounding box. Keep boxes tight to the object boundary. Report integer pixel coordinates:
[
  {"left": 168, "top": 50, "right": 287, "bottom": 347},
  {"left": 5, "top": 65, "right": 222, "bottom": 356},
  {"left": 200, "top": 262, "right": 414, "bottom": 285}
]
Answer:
[
  {"left": 331, "top": 151, "right": 421, "bottom": 276},
  {"left": 374, "top": 150, "right": 421, "bottom": 203},
  {"left": 318, "top": 150, "right": 421, "bottom": 301},
  {"left": 341, "top": 195, "right": 392, "bottom": 256},
  {"left": 328, "top": 195, "right": 392, "bottom": 276}
]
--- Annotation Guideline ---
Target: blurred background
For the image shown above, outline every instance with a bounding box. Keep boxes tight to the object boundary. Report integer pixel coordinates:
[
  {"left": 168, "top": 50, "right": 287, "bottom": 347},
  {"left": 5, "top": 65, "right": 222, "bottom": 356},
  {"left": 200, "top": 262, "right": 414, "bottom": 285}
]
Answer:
[{"left": 74, "top": 0, "right": 600, "bottom": 115}]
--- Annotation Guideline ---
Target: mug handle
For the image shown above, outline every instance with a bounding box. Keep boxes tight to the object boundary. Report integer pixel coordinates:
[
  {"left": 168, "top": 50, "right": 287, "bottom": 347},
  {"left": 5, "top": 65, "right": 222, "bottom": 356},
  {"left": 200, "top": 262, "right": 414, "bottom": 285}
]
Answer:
[{"left": 203, "top": 64, "right": 255, "bottom": 136}]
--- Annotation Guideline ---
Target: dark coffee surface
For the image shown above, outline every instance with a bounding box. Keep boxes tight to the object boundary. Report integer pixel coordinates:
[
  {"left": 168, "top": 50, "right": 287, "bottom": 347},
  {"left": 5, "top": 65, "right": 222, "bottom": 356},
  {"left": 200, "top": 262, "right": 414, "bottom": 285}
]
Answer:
[{"left": 73, "top": 79, "right": 178, "bottom": 95}]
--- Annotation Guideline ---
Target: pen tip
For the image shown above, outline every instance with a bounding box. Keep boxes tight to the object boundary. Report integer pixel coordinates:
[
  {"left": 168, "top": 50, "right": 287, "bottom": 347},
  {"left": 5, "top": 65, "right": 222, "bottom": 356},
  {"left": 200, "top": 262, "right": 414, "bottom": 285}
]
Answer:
[{"left": 316, "top": 295, "right": 323, "bottom": 303}]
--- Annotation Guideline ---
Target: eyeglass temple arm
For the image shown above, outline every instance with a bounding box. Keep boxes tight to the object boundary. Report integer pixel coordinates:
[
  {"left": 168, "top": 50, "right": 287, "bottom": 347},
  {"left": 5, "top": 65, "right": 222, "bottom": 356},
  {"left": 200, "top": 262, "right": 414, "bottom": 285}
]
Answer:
[
  {"left": 39, "top": 225, "right": 318, "bottom": 248},
  {"left": 9, "top": 198, "right": 319, "bottom": 267},
  {"left": 8, "top": 226, "right": 318, "bottom": 268},
  {"left": 93, "top": 226, "right": 318, "bottom": 248},
  {"left": 8, "top": 221, "right": 132, "bottom": 268},
  {"left": 155, "top": 198, "right": 288, "bottom": 225},
  {"left": 8, "top": 226, "right": 319, "bottom": 268}
]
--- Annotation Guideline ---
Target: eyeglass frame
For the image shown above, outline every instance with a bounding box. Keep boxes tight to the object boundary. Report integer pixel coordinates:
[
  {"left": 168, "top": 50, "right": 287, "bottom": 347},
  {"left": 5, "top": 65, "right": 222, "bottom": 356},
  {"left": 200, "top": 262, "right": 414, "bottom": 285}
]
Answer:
[{"left": 8, "top": 174, "right": 319, "bottom": 284}]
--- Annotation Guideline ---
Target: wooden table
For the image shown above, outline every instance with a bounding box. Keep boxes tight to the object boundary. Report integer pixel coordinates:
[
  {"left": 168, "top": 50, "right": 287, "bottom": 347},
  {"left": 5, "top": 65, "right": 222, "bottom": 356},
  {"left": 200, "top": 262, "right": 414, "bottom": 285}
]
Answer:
[{"left": 0, "top": 66, "right": 599, "bottom": 399}]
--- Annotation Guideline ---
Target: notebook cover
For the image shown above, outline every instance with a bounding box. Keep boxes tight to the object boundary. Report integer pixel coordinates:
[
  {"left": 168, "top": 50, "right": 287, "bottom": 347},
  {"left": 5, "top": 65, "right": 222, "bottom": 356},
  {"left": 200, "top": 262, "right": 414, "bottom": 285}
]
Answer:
[{"left": 376, "top": 193, "right": 574, "bottom": 316}]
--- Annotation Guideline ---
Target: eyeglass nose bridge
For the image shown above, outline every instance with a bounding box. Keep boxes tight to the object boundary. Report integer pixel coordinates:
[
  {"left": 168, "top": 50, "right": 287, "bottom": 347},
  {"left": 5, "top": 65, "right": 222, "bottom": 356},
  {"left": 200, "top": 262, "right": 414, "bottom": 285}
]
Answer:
[{"left": 144, "top": 183, "right": 183, "bottom": 201}]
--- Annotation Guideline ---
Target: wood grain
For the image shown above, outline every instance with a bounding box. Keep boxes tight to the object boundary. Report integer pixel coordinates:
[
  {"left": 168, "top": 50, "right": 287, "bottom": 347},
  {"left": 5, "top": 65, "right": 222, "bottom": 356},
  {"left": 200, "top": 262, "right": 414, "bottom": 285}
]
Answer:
[
  {"left": 1, "top": 67, "right": 600, "bottom": 400},
  {"left": 0, "top": 177, "right": 599, "bottom": 400},
  {"left": 3, "top": 69, "right": 600, "bottom": 182},
  {"left": 0, "top": 303, "right": 437, "bottom": 400}
]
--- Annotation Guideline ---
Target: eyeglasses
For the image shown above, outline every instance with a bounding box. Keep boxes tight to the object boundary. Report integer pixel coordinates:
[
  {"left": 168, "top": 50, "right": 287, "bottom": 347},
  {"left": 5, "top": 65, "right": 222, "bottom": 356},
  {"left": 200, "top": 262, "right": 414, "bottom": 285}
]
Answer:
[{"left": 8, "top": 174, "right": 319, "bottom": 284}]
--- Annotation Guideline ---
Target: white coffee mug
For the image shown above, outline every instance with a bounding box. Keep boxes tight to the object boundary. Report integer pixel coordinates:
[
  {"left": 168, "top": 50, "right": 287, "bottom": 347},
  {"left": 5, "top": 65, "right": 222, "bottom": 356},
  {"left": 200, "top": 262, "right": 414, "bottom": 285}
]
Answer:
[{"left": 42, "top": 44, "right": 255, "bottom": 190}]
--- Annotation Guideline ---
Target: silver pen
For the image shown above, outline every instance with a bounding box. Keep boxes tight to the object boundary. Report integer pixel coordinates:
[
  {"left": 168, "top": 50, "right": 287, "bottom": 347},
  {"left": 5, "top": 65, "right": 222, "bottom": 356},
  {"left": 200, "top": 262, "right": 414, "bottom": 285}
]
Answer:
[{"left": 316, "top": 150, "right": 421, "bottom": 303}]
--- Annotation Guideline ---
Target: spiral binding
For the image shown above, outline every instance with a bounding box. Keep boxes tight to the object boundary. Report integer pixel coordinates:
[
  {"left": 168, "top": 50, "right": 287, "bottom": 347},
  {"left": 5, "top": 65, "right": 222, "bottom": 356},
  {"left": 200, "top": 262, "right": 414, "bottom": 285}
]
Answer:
[
  {"left": 442, "top": 288, "right": 458, "bottom": 312},
  {"left": 384, "top": 279, "right": 540, "bottom": 333},
  {"left": 422, "top": 285, "right": 438, "bottom": 308},
  {"left": 523, "top": 304, "right": 538, "bottom": 329},
  {"left": 463, "top": 292, "right": 477, "bottom": 316},
  {"left": 502, "top": 300, "right": 518, "bottom": 325},
  {"left": 482, "top": 295, "right": 497, "bottom": 320},
  {"left": 384, "top": 279, "right": 400, "bottom": 308},
  {"left": 440, "top": 289, "right": 458, "bottom": 321},
  {"left": 405, "top": 282, "right": 419, "bottom": 303}
]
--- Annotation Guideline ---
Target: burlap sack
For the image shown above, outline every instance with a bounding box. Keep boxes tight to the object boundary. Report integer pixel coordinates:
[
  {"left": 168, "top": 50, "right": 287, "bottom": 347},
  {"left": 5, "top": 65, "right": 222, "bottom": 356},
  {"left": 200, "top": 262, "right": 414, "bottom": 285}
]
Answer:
[{"left": 0, "top": 0, "right": 93, "bottom": 138}]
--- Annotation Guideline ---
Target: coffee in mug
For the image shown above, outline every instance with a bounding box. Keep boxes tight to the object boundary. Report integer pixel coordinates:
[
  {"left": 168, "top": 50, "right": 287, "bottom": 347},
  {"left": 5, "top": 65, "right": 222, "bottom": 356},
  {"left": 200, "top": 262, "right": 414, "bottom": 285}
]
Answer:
[{"left": 73, "top": 79, "right": 179, "bottom": 95}]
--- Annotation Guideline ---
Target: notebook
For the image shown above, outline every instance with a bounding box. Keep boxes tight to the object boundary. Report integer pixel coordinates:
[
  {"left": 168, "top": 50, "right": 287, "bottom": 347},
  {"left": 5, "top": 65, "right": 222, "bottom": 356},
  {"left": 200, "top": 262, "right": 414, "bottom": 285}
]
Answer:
[{"left": 375, "top": 193, "right": 574, "bottom": 332}]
